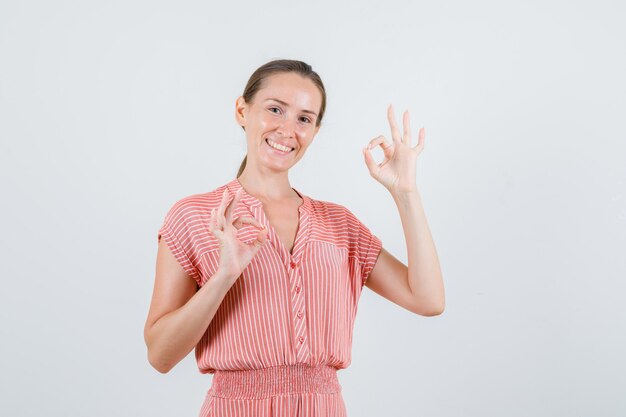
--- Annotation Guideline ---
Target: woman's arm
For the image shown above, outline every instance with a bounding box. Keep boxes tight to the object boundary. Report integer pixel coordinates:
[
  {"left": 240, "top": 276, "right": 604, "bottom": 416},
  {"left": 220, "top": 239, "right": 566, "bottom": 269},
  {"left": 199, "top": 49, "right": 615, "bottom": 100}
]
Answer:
[
  {"left": 143, "top": 239, "right": 236, "bottom": 373},
  {"left": 145, "top": 188, "right": 267, "bottom": 373},
  {"left": 362, "top": 105, "right": 444, "bottom": 315},
  {"left": 394, "top": 188, "right": 444, "bottom": 313},
  {"left": 364, "top": 188, "right": 444, "bottom": 316}
]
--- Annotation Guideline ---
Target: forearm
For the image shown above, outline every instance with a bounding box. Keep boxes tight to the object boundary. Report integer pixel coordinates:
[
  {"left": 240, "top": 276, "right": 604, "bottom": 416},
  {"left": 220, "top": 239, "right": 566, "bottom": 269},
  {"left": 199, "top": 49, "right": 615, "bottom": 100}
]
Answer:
[
  {"left": 392, "top": 187, "right": 445, "bottom": 314},
  {"left": 146, "top": 270, "right": 236, "bottom": 373}
]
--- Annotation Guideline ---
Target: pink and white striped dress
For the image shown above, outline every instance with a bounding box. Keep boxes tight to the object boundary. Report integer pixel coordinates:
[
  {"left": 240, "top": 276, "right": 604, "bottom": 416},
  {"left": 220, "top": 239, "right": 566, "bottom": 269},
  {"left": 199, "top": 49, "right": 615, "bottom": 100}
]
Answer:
[{"left": 157, "top": 178, "right": 383, "bottom": 417}]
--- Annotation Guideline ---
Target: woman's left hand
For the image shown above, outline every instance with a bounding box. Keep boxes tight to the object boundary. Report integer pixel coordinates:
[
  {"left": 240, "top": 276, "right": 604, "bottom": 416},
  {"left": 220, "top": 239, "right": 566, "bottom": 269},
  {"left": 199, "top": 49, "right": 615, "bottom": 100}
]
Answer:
[{"left": 363, "top": 104, "right": 425, "bottom": 195}]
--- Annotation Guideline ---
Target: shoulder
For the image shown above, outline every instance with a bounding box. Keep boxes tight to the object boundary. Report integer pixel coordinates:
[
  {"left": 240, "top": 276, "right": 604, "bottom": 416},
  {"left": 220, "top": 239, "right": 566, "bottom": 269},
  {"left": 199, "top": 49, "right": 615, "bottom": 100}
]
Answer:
[
  {"left": 305, "top": 194, "right": 345, "bottom": 213},
  {"left": 309, "top": 196, "right": 360, "bottom": 218},
  {"left": 306, "top": 197, "right": 363, "bottom": 232},
  {"left": 162, "top": 182, "right": 231, "bottom": 220}
]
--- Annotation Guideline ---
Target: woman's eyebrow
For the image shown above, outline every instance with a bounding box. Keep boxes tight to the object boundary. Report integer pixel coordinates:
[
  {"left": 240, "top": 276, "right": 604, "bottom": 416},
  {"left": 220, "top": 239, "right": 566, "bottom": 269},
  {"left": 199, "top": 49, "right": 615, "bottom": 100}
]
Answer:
[{"left": 265, "top": 98, "right": 318, "bottom": 117}]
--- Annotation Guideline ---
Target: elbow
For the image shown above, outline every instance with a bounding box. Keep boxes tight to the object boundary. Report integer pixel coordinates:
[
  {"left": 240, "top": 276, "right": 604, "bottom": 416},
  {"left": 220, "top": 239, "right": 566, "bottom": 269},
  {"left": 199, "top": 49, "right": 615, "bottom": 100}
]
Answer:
[
  {"left": 430, "top": 298, "right": 445, "bottom": 316},
  {"left": 145, "top": 325, "right": 174, "bottom": 374},
  {"left": 414, "top": 307, "right": 444, "bottom": 317},
  {"left": 412, "top": 300, "right": 445, "bottom": 317},
  {"left": 424, "top": 304, "right": 445, "bottom": 316},
  {"left": 428, "top": 299, "right": 446, "bottom": 316},
  {"left": 147, "top": 350, "right": 173, "bottom": 374},
  {"left": 419, "top": 289, "right": 445, "bottom": 316}
]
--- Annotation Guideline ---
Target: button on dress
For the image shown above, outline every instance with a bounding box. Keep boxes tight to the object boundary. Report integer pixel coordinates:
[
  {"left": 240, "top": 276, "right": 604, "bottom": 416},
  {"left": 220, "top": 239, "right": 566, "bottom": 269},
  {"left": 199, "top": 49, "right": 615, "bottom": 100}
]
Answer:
[{"left": 157, "top": 178, "right": 383, "bottom": 417}]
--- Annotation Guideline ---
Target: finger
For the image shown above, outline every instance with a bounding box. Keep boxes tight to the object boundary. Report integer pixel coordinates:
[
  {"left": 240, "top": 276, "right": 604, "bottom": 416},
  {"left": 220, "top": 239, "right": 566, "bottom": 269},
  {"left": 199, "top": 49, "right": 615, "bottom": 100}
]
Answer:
[
  {"left": 233, "top": 215, "right": 265, "bottom": 230},
  {"left": 414, "top": 127, "right": 425, "bottom": 150},
  {"left": 387, "top": 104, "right": 401, "bottom": 143},
  {"left": 403, "top": 110, "right": 411, "bottom": 145},
  {"left": 217, "top": 189, "right": 228, "bottom": 230},
  {"left": 362, "top": 145, "right": 379, "bottom": 175},
  {"left": 251, "top": 227, "right": 269, "bottom": 249},
  {"left": 367, "top": 135, "right": 394, "bottom": 159},
  {"left": 224, "top": 188, "right": 242, "bottom": 224},
  {"left": 210, "top": 207, "right": 223, "bottom": 236}
]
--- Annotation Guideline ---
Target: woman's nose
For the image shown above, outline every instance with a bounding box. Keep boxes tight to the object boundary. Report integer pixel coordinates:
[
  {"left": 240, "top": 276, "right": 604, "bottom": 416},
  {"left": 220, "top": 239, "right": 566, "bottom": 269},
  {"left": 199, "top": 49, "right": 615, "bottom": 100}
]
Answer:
[{"left": 276, "top": 116, "right": 297, "bottom": 138}]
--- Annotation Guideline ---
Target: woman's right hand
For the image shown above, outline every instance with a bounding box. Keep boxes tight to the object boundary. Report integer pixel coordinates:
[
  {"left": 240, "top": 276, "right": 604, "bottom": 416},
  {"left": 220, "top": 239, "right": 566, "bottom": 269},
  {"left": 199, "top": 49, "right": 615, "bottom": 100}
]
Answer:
[{"left": 209, "top": 188, "right": 268, "bottom": 283}]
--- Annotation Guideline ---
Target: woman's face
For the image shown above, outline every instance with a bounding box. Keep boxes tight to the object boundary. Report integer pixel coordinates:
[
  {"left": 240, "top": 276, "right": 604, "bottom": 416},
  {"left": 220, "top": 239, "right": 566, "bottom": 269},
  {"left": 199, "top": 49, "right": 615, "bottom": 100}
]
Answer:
[{"left": 235, "top": 72, "right": 322, "bottom": 173}]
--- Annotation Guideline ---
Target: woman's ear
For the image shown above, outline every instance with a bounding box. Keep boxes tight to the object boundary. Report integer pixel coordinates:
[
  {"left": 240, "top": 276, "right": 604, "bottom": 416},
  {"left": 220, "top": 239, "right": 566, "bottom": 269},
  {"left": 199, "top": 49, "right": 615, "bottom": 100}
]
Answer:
[{"left": 235, "top": 96, "right": 246, "bottom": 128}]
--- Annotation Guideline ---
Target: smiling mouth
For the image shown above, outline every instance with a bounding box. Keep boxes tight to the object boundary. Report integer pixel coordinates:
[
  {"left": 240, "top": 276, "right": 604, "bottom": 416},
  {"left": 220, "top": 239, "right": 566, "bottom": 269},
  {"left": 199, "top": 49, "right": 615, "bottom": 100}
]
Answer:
[{"left": 265, "top": 138, "right": 295, "bottom": 153}]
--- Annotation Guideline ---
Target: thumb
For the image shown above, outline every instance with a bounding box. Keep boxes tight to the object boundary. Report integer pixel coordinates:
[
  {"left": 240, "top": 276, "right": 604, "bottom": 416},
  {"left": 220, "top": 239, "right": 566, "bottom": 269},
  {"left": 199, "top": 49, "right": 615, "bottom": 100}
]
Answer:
[
  {"left": 362, "top": 146, "right": 378, "bottom": 175},
  {"left": 250, "top": 226, "right": 268, "bottom": 251}
]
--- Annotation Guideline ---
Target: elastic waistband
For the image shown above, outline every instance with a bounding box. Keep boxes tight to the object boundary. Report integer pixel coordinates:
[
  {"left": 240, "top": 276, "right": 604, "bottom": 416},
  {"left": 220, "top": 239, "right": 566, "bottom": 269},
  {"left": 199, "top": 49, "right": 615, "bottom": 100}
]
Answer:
[{"left": 208, "top": 364, "right": 341, "bottom": 399}]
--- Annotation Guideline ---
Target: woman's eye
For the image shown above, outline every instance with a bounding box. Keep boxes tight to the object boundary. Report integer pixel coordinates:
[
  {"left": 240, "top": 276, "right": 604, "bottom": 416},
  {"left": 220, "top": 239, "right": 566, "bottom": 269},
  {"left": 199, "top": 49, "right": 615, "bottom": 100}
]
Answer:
[{"left": 268, "top": 107, "right": 311, "bottom": 123}]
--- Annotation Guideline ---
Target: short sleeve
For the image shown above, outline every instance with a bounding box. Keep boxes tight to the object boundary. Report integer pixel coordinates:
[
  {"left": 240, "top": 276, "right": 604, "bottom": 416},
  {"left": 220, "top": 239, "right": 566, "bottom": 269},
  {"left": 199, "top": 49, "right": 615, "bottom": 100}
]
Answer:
[
  {"left": 157, "top": 198, "right": 205, "bottom": 286},
  {"left": 344, "top": 207, "right": 383, "bottom": 286}
]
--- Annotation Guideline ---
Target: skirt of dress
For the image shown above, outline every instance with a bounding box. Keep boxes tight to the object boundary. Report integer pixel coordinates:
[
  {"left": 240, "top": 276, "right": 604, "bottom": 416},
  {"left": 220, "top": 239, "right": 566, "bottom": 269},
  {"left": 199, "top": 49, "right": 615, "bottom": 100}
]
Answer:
[{"left": 199, "top": 363, "right": 348, "bottom": 417}]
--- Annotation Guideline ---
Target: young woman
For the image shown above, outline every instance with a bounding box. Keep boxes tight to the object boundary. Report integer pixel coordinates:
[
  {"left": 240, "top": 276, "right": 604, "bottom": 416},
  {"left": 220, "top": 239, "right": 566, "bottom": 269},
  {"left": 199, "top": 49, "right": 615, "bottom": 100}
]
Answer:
[{"left": 144, "top": 59, "right": 444, "bottom": 417}]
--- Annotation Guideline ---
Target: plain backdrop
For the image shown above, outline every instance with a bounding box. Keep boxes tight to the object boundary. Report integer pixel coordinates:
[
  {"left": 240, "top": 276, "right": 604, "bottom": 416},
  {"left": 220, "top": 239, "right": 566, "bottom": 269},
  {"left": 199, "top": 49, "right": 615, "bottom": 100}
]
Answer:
[{"left": 1, "top": 1, "right": 625, "bottom": 416}]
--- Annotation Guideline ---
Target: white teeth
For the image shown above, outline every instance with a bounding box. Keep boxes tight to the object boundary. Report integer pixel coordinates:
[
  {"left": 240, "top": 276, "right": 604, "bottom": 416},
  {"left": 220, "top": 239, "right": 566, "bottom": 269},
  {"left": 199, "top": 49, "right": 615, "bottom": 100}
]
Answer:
[{"left": 267, "top": 139, "right": 293, "bottom": 153}]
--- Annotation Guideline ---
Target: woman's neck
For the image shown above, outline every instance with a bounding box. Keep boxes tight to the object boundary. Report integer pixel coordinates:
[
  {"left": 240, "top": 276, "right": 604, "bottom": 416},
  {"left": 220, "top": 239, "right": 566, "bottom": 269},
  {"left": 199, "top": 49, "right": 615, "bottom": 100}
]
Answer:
[{"left": 237, "top": 170, "right": 299, "bottom": 202}]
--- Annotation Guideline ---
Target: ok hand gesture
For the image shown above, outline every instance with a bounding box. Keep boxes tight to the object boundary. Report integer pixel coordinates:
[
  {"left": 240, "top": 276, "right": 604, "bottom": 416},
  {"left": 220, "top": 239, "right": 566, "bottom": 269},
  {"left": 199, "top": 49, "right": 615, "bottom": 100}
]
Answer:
[
  {"left": 362, "top": 104, "right": 425, "bottom": 195},
  {"left": 209, "top": 188, "right": 268, "bottom": 282}
]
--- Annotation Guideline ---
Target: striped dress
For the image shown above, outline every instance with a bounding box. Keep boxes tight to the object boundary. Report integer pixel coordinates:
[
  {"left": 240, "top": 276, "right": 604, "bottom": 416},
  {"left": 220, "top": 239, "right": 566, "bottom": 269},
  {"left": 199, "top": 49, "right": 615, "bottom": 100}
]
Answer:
[{"left": 157, "top": 178, "right": 383, "bottom": 417}]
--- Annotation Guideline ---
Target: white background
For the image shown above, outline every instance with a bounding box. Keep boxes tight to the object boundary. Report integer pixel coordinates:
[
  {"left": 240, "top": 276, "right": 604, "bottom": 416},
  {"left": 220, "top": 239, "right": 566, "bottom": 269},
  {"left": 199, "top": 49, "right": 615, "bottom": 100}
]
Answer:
[{"left": 1, "top": 1, "right": 625, "bottom": 416}]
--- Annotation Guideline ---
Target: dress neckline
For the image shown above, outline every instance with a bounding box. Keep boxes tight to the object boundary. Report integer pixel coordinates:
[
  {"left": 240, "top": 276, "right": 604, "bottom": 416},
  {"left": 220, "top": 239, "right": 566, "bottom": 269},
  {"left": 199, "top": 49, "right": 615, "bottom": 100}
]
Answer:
[
  {"left": 225, "top": 177, "right": 312, "bottom": 259},
  {"left": 226, "top": 177, "right": 310, "bottom": 213}
]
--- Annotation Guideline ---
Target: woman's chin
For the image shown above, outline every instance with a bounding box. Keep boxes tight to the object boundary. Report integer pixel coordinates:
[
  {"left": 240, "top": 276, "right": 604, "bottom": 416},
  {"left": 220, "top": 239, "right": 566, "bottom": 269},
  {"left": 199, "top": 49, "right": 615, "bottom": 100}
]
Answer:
[{"left": 258, "top": 155, "right": 297, "bottom": 172}]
